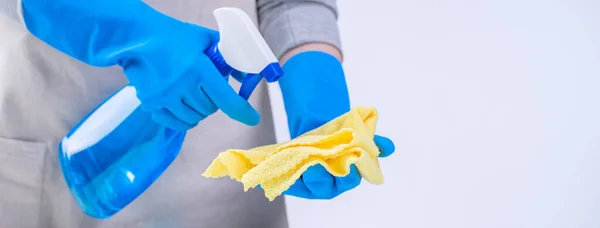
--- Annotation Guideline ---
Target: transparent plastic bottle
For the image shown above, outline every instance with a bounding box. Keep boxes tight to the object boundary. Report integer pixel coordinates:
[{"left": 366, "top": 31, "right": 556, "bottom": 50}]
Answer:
[
  {"left": 59, "top": 94, "right": 186, "bottom": 218},
  {"left": 58, "top": 8, "right": 283, "bottom": 219}
]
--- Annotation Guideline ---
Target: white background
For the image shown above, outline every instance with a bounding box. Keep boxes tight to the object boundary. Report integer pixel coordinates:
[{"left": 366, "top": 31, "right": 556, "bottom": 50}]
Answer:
[{"left": 268, "top": 0, "right": 600, "bottom": 228}]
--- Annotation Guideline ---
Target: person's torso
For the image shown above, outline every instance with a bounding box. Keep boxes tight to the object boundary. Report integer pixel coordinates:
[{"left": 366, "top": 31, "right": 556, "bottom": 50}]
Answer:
[{"left": 0, "top": 1, "right": 287, "bottom": 227}]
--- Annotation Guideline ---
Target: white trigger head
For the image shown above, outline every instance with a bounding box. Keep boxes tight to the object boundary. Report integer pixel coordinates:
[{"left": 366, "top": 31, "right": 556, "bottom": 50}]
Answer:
[{"left": 213, "top": 7, "right": 279, "bottom": 74}]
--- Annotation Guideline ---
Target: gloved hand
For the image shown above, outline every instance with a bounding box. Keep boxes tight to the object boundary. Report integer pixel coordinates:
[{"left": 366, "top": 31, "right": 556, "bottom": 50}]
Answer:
[
  {"left": 278, "top": 51, "right": 396, "bottom": 199},
  {"left": 21, "top": 0, "right": 260, "bottom": 130}
]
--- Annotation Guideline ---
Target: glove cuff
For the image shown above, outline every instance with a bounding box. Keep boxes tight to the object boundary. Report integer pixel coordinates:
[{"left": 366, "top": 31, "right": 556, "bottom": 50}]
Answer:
[{"left": 280, "top": 51, "right": 350, "bottom": 138}]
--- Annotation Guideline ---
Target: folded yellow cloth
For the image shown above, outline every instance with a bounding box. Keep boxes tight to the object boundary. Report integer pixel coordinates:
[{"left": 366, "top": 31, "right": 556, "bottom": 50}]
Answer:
[{"left": 202, "top": 106, "right": 384, "bottom": 200}]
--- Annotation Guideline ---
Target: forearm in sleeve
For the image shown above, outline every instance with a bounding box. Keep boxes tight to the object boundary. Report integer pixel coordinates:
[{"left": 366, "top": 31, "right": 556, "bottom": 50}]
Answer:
[{"left": 257, "top": 0, "right": 342, "bottom": 60}]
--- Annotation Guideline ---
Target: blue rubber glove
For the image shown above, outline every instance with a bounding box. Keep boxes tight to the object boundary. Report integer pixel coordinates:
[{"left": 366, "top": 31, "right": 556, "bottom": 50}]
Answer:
[
  {"left": 279, "top": 51, "right": 396, "bottom": 199},
  {"left": 21, "top": 0, "right": 260, "bottom": 130}
]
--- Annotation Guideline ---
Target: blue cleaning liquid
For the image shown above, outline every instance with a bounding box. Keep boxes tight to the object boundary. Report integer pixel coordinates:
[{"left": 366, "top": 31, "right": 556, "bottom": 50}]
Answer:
[
  {"left": 59, "top": 104, "right": 185, "bottom": 219},
  {"left": 58, "top": 44, "right": 233, "bottom": 219}
]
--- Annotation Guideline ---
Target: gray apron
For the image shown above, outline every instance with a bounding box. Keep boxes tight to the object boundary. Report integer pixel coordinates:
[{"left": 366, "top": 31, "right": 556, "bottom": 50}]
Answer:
[{"left": 0, "top": 1, "right": 288, "bottom": 227}]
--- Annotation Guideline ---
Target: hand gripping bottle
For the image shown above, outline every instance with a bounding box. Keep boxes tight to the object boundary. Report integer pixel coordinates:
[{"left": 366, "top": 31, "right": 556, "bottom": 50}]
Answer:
[{"left": 57, "top": 7, "right": 283, "bottom": 219}]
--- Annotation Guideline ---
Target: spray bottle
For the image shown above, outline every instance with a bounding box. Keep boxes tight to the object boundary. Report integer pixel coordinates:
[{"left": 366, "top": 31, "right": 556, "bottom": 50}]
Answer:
[{"left": 57, "top": 7, "right": 283, "bottom": 219}]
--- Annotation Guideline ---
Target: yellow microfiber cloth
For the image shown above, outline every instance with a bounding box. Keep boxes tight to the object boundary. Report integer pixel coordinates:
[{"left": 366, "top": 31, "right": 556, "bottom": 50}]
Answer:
[{"left": 202, "top": 106, "right": 384, "bottom": 200}]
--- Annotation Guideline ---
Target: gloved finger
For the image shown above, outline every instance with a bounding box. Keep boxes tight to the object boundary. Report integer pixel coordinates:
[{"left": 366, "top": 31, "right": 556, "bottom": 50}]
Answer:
[
  {"left": 194, "top": 27, "right": 220, "bottom": 47},
  {"left": 201, "top": 81, "right": 260, "bottom": 126},
  {"left": 199, "top": 57, "right": 260, "bottom": 126},
  {"left": 231, "top": 70, "right": 246, "bottom": 83},
  {"left": 151, "top": 108, "right": 195, "bottom": 131},
  {"left": 374, "top": 135, "right": 395, "bottom": 157},
  {"left": 205, "top": 29, "right": 220, "bottom": 43},
  {"left": 282, "top": 177, "right": 317, "bottom": 199},
  {"left": 302, "top": 165, "right": 336, "bottom": 199},
  {"left": 167, "top": 101, "right": 205, "bottom": 126},
  {"left": 334, "top": 165, "right": 362, "bottom": 194},
  {"left": 184, "top": 89, "right": 218, "bottom": 117}
]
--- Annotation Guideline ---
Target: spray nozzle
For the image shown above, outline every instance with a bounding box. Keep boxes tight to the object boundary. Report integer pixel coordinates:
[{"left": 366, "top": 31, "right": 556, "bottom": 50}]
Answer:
[
  {"left": 206, "top": 7, "right": 283, "bottom": 100},
  {"left": 204, "top": 43, "right": 283, "bottom": 99}
]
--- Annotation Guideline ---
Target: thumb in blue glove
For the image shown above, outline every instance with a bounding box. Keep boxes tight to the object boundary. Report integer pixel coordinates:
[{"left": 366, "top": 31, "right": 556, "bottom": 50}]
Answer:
[{"left": 22, "top": 0, "right": 260, "bottom": 130}]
